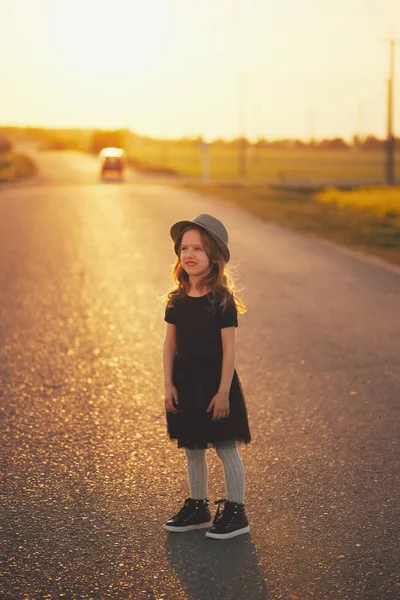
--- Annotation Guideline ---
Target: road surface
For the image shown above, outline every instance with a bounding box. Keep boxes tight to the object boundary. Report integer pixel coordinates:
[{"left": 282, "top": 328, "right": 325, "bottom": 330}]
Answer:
[{"left": 1, "top": 151, "right": 399, "bottom": 599}]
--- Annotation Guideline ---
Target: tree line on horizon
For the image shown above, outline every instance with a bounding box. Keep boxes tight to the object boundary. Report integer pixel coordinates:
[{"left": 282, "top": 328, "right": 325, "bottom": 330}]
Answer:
[{"left": 0, "top": 125, "right": 397, "bottom": 153}]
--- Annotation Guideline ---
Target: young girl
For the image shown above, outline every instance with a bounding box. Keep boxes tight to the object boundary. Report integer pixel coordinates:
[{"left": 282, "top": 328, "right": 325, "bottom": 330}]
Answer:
[{"left": 162, "top": 213, "right": 251, "bottom": 540}]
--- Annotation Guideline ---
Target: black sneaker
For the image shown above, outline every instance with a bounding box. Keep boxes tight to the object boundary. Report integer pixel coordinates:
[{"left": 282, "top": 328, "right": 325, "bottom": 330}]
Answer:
[
  {"left": 163, "top": 498, "right": 212, "bottom": 532},
  {"left": 205, "top": 499, "right": 250, "bottom": 539}
]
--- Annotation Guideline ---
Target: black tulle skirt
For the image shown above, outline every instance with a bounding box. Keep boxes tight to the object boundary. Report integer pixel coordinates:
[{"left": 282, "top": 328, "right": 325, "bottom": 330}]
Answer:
[{"left": 166, "top": 354, "right": 251, "bottom": 449}]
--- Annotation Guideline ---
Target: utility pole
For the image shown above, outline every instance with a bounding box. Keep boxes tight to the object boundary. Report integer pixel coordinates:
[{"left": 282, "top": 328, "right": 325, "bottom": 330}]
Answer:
[
  {"left": 238, "top": 73, "right": 247, "bottom": 179},
  {"left": 385, "top": 40, "right": 397, "bottom": 186},
  {"left": 356, "top": 102, "right": 365, "bottom": 144},
  {"left": 253, "top": 101, "right": 261, "bottom": 165},
  {"left": 307, "top": 108, "right": 315, "bottom": 145},
  {"left": 201, "top": 139, "right": 210, "bottom": 184}
]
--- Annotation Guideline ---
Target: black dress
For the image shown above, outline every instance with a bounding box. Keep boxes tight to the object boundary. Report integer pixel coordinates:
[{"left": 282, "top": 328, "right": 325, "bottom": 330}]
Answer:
[{"left": 165, "top": 292, "right": 251, "bottom": 449}]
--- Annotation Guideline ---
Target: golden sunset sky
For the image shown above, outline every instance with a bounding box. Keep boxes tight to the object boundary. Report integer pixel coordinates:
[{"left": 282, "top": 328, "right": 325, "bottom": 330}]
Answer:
[{"left": 1, "top": 0, "right": 399, "bottom": 140}]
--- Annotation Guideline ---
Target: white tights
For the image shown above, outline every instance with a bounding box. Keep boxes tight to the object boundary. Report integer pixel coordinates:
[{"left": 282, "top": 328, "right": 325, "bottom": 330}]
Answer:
[{"left": 184, "top": 441, "right": 245, "bottom": 504}]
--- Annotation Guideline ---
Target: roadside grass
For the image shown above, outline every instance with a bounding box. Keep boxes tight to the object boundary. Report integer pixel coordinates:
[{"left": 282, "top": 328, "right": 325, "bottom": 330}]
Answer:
[
  {"left": 180, "top": 183, "right": 400, "bottom": 267},
  {"left": 13, "top": 154, "right": 37, "bottom": 178},
  {"left": 317, "top": 187, "right": 400, "bottom": 218},
  {"left": 128, "top": 145, "right": 400, "bottom": 184},
  {"left": 0, "top": 153, "right": 37, "bottom": 182}
]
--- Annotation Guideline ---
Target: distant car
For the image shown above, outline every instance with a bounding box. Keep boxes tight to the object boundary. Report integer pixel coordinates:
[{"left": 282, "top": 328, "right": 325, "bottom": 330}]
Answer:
[{"left": 98, "top": 147, "right": 126, "bottom": 180}]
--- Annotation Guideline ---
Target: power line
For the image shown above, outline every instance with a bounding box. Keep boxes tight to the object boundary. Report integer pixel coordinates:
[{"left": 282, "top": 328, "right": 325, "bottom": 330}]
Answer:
[
  {"left": 385, "top": 39, "right": 399, "bottom": 186},
  {"left": 237, "top": 73, "right": 247, "bottom": 178}
]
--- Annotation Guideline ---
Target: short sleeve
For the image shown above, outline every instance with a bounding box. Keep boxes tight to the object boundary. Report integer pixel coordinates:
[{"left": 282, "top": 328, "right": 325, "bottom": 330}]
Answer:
[
  {"left": 165, "top": 304, "right": 177, "bottom": 324},
  {"left": 217, "top": 296, "right": 238, "bottom": 329}
]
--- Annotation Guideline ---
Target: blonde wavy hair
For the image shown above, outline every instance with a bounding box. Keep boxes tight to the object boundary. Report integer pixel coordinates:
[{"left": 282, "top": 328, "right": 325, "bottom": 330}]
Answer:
[{"left": 166, "top": 225, "right": 246, "bottom": 314}]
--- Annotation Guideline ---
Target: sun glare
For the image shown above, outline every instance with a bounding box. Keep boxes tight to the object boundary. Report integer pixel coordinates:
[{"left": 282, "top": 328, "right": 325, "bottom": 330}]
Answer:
[{"left": 54, "top": 0, "right": 168, "bottom": 75}]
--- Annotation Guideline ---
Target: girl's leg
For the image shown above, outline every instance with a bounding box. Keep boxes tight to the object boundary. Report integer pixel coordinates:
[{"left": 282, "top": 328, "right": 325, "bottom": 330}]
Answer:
[
  {"left": 215, "top": 441, "right": 245, "bottom": 504},
  {"left": 184, "top": 448, "right": 208, "bottom": 500}
]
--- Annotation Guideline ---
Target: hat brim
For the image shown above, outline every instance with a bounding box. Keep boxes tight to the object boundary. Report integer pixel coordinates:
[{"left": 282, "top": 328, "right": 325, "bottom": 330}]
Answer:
[{"left": 170, "top": 220, "right": 230, "bottom": 263}]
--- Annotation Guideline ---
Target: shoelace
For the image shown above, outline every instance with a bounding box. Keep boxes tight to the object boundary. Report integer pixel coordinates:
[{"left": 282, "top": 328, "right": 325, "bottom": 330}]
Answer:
[{"left": 213, "top": 499, "right": 230, "bottom": 525}]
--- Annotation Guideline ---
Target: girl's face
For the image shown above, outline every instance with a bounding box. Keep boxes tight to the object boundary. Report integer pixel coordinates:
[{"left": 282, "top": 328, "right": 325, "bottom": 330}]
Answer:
[{"left": 180, "top": 229, "right": 211, "bottom": 280}]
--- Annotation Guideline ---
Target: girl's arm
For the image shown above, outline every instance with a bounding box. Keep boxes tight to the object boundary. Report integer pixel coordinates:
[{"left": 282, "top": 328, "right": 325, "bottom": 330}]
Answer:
[
  {"left": 163, "top": 323, "right": 177, "bottom": 384},
  {"left": 163, "top": 323, "right": 179, "bottom": 412},
  {"left": 218, "top": 326, "right": 236, "bottom": 393},
  {"left": 208, "top": 326, "right": 236, "bottom": 420}
]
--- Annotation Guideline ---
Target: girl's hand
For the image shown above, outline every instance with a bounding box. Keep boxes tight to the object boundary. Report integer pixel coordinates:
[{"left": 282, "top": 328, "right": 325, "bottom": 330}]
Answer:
[
  {"left": 164, "top": 383, "right": 179, "bottom": 413},
  {"left": 207, "top": 391, "right": 230, "bottom": 420}
]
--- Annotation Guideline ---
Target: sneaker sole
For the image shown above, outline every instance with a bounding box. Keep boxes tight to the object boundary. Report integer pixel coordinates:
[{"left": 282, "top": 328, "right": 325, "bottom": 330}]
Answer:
[
  {"left": 163, "top": 520, "right": 213, "bottom": 533},
  {"left": 205, "top": 525, "right": 250, "bottom": 539}
]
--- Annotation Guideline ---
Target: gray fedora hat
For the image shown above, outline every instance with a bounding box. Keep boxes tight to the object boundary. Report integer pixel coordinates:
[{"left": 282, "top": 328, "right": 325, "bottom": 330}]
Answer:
[{"left": 170, "top": 214, "right": 230, "bottom": 263}]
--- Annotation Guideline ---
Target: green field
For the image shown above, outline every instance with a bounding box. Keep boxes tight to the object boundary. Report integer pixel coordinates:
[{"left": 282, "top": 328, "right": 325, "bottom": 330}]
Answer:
[
  {"left": 180, "top": 183, "right": 400, "bottom": 267},
  {"left": 128, "top": 138, "right": 400, "bottom": 265},
  {"left": 128, "top": 142, "right": 399, "bottom": 184}
]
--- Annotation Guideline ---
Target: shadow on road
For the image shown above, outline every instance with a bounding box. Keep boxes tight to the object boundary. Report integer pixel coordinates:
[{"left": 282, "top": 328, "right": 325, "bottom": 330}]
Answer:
[{"left": 164, "top": 531, "right": 270, "bottom": 600}]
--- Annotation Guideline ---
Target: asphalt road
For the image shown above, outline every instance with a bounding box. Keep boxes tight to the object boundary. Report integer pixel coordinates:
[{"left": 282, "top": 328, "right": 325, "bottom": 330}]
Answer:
[{"left": 1, "top": 151, "right": 399, "bottom": 600}]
